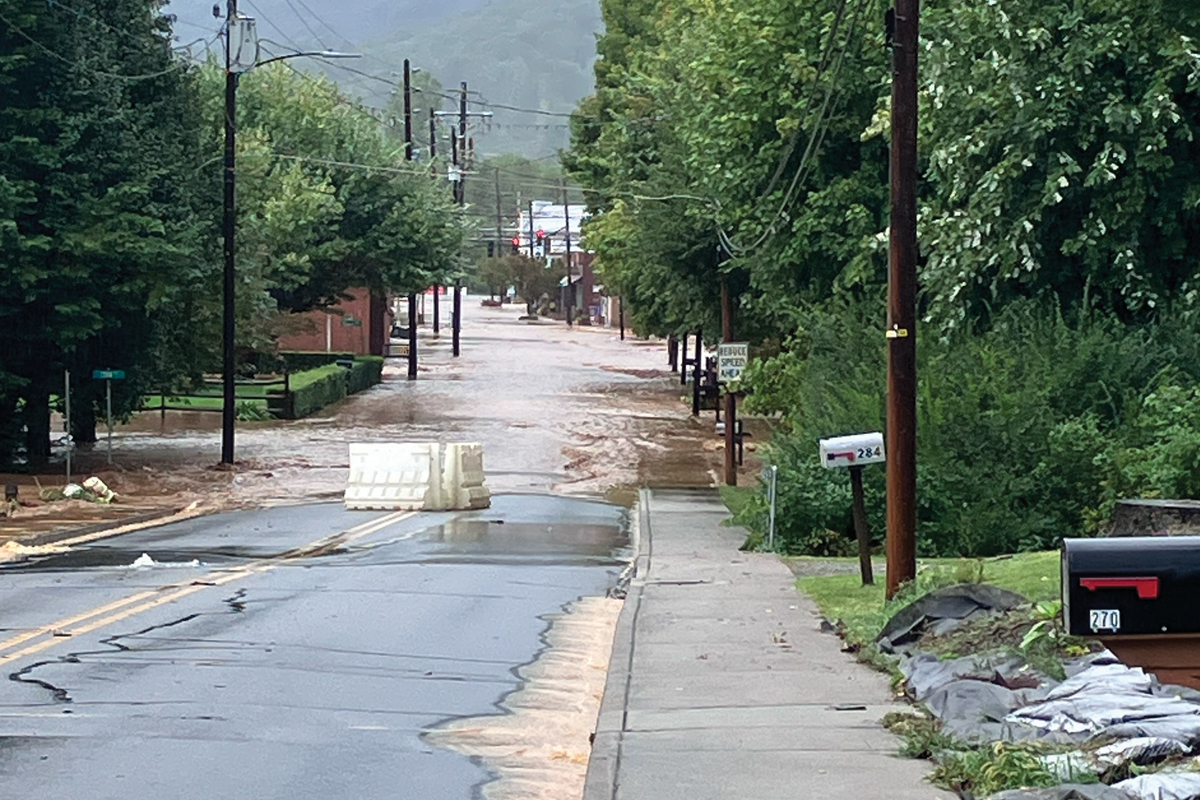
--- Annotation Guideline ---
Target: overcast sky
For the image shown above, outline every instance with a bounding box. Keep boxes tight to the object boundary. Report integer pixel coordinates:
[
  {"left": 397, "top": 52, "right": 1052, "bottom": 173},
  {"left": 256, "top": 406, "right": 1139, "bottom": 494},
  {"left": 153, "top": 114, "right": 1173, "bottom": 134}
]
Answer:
[{"left": 164, "top": 0, "right": 481, "bottom": 47}]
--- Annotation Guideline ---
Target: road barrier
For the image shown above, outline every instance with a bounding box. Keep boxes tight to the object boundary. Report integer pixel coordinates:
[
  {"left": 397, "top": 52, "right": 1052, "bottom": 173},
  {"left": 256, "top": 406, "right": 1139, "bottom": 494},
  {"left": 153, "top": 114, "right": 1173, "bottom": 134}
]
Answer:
[
  {"left": 344, "top": 442, "right": 491, "bottom": 511},
  {"left": 443, "top": 443, "right": 491, "bottom": 511}
]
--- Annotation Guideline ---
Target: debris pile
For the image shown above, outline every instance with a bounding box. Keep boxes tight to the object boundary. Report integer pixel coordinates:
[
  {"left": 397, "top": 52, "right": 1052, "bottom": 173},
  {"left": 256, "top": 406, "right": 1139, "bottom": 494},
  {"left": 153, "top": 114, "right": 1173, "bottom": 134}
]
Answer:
[{"left": 880, "top": 585, "right": 1200, "bottom": 800}]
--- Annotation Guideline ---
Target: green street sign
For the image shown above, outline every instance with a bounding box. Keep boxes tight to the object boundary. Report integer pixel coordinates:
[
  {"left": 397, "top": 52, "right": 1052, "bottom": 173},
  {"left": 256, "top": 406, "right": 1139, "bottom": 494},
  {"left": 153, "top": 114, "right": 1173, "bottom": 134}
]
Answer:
[{"left": 92, "top": 369, "right": 126, "bottom": 380}]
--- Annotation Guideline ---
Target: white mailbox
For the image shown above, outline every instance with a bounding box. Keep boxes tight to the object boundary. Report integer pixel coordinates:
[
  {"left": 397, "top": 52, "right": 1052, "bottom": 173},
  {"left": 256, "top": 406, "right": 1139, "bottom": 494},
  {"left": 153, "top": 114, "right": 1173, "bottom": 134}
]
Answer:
[{"left": 819, "top": 432, "right": 886, "bottom": 469}]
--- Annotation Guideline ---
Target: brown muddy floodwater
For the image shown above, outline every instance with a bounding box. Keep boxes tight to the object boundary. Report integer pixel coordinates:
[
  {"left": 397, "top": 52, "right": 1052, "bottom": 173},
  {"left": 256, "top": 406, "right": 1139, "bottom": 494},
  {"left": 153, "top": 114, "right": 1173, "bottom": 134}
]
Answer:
[{"left": 41, "top": 299, "right": 729, "bottom": 512}]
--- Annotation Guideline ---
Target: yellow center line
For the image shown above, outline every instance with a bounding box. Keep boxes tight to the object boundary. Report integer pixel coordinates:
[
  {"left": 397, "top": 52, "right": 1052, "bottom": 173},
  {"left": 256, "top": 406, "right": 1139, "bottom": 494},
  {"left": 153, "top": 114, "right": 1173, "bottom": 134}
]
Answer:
[{"left": 0, "top": 510, "right": 416, "bottom": 667}]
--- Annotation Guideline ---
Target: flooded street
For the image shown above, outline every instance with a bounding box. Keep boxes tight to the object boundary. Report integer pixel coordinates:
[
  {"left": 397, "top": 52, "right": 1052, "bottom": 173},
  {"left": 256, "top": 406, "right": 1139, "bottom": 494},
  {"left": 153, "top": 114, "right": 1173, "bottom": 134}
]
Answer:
[
  {"left": 62, "top": 299, "right": 720, "bottom": 511},
  {"left": 0, "top": 495, "right": 631, "bottom": 800},
  {"left": 0, "top": 302, "right": 741, "bottom": 799}
]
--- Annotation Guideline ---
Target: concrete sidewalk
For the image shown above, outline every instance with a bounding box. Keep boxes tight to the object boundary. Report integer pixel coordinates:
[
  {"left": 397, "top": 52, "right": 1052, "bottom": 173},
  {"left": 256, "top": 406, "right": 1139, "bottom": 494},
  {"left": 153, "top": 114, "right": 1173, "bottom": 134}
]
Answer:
[{"left": 584, "top": 488, "right": 950, "bottom": 800}]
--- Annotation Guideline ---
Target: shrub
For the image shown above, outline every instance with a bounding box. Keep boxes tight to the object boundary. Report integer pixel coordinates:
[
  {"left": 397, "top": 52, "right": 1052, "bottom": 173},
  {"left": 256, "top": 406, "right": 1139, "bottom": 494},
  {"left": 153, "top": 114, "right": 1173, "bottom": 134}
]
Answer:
[
  {"left": 286, "top": 365, "right": 347, "bottom": 419},
  {"left": 278, "top": 351, "right": 355, "bottom": 373},
  {"left": 744, "top": 299, "right": 1200, "bottom": 557},
  {"left": 346, "top": 356, "right": 383, "bottom": 395}
]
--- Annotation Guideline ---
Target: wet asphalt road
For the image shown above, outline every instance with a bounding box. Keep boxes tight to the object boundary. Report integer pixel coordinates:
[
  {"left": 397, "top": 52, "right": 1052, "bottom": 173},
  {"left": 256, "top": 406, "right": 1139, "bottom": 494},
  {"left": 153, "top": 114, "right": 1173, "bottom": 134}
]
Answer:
[{"left": 0, "top": 494, "right": 629, "bottom": 799}]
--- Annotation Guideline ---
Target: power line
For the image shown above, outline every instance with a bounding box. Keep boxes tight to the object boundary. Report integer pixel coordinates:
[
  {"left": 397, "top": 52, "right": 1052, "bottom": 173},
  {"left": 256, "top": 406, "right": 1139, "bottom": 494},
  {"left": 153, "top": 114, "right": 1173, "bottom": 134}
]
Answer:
[
  {"left": 244, "top": 2, "right": 386, "bottom": 103},
  {"left": 282, "top": 0, "right": 329, "bottom": 49},
  {"left": 717, "top": 0, "right": 871, "bottom": 257}
]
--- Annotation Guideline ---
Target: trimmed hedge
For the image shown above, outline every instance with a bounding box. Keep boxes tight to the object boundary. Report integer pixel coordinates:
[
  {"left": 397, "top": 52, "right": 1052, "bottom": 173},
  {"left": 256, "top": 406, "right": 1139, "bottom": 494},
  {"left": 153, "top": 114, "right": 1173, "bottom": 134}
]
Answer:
[
  {"left": 347, "top": 356, "right": 383, "bottom": 394},
  {"left": 281, "top": 357, "right": 383, "bottom": 419},
  {"left": 287, "top": 365, "right": 347, "bottom": 419},
  {"left": 279, "top": 350, "right": 355, "bottom": 373}
]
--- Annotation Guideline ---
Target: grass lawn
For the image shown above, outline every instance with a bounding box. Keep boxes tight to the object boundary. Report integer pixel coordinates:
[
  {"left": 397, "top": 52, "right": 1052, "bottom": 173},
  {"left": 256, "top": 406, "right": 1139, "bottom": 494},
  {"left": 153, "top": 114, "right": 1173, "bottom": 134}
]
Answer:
[
  {"left": 718, "top": 484, "right": 757, "bottom": 519},
  {"left": 796, "top": 550, "right": 1061, "bottom": 647},
  {"left": 142, "top": 394, "right": 270, "bottom": 410}
]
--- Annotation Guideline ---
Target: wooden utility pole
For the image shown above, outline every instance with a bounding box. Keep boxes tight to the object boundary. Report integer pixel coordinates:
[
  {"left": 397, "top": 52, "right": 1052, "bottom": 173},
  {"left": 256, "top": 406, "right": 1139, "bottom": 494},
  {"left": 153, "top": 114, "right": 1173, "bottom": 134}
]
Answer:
[
  {"left": 722, "top": 279, "right": 737, "bottom": 487},
  {"left": 886, "top": 0, "right": 919, "bottom": 598}
]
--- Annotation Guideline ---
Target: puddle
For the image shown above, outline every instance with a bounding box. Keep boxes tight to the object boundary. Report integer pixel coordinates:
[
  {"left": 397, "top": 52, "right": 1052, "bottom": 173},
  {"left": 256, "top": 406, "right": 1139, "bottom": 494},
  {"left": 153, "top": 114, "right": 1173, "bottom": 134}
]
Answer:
[{"left": 422, "top": 520, "right": 629, "bottom": 565}]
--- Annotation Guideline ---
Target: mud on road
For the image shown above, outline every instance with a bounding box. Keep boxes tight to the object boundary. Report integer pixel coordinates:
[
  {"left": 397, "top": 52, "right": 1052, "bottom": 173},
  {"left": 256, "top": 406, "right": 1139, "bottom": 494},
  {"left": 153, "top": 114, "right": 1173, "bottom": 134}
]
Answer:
[{"left": 20, "top": 301, "right": 725, "bottom": 517}]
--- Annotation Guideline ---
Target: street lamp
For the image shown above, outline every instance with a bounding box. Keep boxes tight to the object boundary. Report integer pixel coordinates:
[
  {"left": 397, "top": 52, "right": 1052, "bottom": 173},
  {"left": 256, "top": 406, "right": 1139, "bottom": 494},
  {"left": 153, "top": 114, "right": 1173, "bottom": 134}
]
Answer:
[{"left": 221, "top": 1, "right": 359, "bottom": 465}]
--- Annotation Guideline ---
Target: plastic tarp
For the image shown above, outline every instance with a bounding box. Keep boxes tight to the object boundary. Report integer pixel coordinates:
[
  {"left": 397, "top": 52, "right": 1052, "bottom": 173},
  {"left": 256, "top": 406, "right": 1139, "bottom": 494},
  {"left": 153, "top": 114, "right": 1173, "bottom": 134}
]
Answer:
[
  {"left": 877, "top": 583, "right": 1029, "bottom": 653},
  {"left": 1006, "top": 663, "right": 1200, "bottom": 747},
  {"left": 882, "top": 591, "right": 1200, "bottom": 800},
  {"left": 1094, "top": 738, "right": 1190, "bottom": 770},
  {"left": 988, "top": 785, "right": 1131, "bottom": 800},
  {"left": 1114, "top": 774, "right": 1200, "bottom": 800}
]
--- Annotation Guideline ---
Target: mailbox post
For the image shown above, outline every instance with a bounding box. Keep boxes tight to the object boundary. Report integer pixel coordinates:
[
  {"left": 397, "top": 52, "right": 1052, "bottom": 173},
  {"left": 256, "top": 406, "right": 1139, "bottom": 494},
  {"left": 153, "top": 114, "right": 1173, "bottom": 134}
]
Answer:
[{"left": 820, "top": 432, "right": 886, "bottom": 585}]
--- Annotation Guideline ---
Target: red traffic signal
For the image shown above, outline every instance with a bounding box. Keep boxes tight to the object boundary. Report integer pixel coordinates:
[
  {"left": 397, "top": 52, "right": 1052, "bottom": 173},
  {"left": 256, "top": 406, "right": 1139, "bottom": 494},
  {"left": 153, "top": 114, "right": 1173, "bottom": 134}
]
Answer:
[
  {"left": 511, "top": 237, "right": 520, "bottom": 246},
  {"left": 536, "top": 229, "right": 545, "bottom": 241}
]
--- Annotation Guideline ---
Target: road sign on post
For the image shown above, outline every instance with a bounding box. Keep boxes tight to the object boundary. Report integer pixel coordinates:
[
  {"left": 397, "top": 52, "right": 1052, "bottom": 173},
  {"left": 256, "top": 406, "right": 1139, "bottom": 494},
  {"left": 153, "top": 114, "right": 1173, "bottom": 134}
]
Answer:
[
  {"left": 717, "top": 343, "right": 748, "bottom": 383},
  {"left": 93, "top": 369, "right": 126, "bottom": 465}
]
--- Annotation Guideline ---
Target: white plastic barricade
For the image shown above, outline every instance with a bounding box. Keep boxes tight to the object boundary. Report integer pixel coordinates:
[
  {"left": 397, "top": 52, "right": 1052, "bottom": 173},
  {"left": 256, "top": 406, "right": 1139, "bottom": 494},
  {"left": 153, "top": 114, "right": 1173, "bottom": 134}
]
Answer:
[
  {"left": 443, "top": 443, "right": 491, "bottom": 510},
  {"left": 344, "top": 442, "right": 490, "bottom": 511},
  {"left": 344, "top": 443, "right": 443, "bottom": 511}
]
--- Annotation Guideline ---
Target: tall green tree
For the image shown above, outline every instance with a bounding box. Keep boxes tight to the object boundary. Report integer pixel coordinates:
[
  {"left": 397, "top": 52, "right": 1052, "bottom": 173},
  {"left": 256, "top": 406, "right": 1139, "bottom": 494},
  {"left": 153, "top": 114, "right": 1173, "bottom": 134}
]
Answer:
[
  {"left": 0, "top": 0, "right": 212, "bottom": 463},
  {"left": 919, "top": 0, "right": 1200, "bottom": 328}
]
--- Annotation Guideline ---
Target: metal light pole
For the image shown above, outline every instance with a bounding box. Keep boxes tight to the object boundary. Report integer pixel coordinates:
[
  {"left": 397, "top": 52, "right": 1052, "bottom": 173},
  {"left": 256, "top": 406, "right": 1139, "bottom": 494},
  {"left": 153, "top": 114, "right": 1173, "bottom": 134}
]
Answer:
[
  {"left": 221, "top": 0, "right": 239, "bottom": 466},
  {"left": 562, "top": 179, "right": 573, "bottom": 327},
  {"left": 402, "top": 59, "right": 413, "bottom": 162},
  {"left": 404, "top": 58, "right": 419, "bottom": 380},
  {"left": 452, "top": 81, "right": 466, "bottom": 356},
  {"left": 219, "top": 4, "right": 358, "bottom": 464}
]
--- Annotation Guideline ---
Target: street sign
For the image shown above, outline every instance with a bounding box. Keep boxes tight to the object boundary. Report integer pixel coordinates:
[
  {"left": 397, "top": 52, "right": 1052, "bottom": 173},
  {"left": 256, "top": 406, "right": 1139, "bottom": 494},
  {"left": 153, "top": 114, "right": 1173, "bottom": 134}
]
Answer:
[
  {"left": 717, "top": 343, "right": 749, "bottom": 382},
  {"left": 91, "top": 370, "right": 125, "bottom": 465}
]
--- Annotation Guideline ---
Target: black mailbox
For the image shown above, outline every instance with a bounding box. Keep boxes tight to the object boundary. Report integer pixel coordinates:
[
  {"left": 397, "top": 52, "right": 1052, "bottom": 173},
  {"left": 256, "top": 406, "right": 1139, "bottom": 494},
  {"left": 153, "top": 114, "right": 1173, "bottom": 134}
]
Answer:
[{"left": 1062, "top": 536, "right": 1200, "bottom": 638}]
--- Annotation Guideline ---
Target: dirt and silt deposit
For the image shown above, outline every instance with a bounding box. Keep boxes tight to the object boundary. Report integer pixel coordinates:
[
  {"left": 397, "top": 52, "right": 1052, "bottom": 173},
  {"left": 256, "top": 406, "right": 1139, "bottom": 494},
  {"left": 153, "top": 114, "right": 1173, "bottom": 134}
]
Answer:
[
  {"left": 10, "top": 300, "right": 726, "bottom": 513},
  {"left": 2, "top": 299, "right": 750, "bottom": 799}
]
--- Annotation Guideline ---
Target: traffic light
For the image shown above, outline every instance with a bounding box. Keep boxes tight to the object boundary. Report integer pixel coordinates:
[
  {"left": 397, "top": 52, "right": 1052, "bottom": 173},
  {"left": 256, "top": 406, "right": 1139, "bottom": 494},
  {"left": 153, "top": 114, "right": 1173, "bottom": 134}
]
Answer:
[
  {"left": 511, "top": 236, "right": 520, "bottom": 254},
  {"left": 487, "top": 241, "right": 495, "bottom": 258}
]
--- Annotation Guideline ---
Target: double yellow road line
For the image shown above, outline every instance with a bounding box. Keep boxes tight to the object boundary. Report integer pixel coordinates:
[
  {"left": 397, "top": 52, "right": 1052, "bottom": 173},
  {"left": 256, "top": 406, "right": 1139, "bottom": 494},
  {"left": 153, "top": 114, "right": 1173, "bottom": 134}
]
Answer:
[{"left": 0, "top": 510, "right": 415, "bottom": 668}]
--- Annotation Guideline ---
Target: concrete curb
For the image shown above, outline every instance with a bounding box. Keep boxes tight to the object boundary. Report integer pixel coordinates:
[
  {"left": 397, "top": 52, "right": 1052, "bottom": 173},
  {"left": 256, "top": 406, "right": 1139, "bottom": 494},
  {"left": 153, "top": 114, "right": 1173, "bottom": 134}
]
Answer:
[
  {"left": 10, "top": 506, "right": 190, "bottom": 549},
  {"left": 583, "top": 487, "right": 652, "bottom": 800}
]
